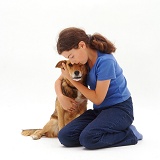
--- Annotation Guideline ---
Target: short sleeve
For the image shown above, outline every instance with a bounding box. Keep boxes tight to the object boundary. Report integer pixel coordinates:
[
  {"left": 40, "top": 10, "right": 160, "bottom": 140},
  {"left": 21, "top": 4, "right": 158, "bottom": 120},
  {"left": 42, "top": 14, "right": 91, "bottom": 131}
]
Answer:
[{"left": 96, "top": 58, "right": 116, "bottom": 80}]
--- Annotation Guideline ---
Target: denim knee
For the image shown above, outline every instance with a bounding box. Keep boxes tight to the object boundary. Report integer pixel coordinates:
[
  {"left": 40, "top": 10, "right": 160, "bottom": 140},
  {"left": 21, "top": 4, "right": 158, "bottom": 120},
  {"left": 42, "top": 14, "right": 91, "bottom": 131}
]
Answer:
[
  {"left": 58, "top": 129, "right": 69, "bottom": 147},
  {"left": 79, "top": 130, "right": 100, "bottom": 149},
  {"left": 58, "top": 128, "right": 81, "bottom": 147}
]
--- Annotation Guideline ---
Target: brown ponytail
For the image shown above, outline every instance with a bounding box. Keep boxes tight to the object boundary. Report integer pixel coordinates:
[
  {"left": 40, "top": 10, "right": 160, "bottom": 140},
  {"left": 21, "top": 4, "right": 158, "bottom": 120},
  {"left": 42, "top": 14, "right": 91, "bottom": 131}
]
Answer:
[
  {"left": 57, "top": 27, "right": 116, "bottom": 54},
  {"left": 89, "top": 34, "right": 116, "bottom": 53}
]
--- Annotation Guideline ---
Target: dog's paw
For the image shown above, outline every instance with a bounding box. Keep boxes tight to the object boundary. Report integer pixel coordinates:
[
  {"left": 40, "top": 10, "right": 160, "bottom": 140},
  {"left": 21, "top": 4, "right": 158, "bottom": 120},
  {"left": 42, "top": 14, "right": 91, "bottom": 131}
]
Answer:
[{"left": 31, "top": 134, "right": 41, "bottom": 140}]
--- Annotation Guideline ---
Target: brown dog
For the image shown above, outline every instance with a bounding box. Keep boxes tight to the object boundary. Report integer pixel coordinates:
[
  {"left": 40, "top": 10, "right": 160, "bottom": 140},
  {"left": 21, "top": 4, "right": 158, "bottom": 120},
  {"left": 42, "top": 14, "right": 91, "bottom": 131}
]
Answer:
[{"left": 21, "top": 60, "right": 88, "bottom": 140}]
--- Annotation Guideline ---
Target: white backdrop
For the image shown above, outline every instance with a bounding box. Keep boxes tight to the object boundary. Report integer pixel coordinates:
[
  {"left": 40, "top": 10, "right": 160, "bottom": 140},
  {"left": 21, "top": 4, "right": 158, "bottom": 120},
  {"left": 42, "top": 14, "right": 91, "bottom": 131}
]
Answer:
[{"left": 0, "top": 0, "right": 160, "bottom": 159}]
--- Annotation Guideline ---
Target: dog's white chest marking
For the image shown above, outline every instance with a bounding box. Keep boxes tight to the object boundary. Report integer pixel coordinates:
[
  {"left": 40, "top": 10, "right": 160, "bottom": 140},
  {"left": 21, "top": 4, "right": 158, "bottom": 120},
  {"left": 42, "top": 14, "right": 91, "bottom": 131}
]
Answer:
[{"left": 75, "top": 91, "right": 85, "bottom": 104}]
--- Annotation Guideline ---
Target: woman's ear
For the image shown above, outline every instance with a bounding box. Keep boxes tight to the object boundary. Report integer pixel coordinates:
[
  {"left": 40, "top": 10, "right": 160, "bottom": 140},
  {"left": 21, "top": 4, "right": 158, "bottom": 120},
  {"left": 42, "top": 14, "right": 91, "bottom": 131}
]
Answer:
[{"left": 78, "top": 41, "right": 86, "bottom": 49}]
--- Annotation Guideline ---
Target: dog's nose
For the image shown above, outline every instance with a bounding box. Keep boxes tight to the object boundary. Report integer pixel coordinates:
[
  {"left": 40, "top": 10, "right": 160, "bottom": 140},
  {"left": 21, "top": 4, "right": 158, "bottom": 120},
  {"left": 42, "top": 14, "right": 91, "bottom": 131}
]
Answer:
[{"left": 74, "top": 71, "right": 79, "bottom": 76}]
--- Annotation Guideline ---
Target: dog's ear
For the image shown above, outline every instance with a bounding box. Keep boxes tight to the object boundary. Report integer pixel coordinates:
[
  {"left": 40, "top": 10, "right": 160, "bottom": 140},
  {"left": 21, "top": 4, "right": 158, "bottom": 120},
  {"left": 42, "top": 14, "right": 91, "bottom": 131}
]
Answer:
[{"left": 55, "top": 60, "right": 67, "bottom": 69}]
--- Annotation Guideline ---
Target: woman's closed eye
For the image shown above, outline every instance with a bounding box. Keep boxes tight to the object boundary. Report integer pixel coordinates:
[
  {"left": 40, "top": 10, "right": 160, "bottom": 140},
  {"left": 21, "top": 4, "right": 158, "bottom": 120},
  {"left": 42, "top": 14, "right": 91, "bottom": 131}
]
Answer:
[{"left": 69, "top": 55, "right": 74, "bottom": 59}]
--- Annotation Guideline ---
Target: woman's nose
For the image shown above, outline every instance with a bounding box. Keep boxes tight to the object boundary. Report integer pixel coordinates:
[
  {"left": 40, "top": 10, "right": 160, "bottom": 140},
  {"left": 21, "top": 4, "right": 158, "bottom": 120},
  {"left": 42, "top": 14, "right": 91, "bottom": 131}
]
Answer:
[{"left": 70, "top": 60, "right": 75, "bottom": 64}]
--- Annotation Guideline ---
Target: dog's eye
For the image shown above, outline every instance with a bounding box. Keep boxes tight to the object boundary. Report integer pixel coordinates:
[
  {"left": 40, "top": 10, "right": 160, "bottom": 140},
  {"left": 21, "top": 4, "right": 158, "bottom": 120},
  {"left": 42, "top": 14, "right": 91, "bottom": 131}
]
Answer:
[{"left": 68, "top": 63, "right": 73, "bottom": 67}]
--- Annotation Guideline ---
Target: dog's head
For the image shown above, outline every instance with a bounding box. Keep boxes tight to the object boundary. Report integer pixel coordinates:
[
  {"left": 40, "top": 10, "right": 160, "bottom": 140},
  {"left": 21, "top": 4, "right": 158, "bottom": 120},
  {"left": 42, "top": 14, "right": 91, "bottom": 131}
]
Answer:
[{"left": 55, "top": 60, "right": 88, "bottom": 82}]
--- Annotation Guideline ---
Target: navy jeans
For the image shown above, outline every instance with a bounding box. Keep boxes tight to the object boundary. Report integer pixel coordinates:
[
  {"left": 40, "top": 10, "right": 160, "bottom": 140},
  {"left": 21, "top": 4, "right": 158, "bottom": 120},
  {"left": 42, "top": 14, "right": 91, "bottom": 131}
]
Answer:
[{"left": 58, "top": 97, "right": 138, "bottom": 149}]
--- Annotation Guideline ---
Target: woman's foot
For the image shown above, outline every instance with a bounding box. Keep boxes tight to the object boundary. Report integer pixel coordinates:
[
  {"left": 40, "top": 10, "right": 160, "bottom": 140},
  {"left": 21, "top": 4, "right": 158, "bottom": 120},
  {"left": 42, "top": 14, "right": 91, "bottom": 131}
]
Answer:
[{"left": 129, "top": 125, "right": 143, "bottom": 140}]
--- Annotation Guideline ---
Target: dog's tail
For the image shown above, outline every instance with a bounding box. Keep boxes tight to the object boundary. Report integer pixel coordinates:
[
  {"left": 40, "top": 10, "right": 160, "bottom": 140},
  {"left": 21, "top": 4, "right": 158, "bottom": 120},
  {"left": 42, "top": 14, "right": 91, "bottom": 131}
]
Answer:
[{"left": 21, "top": 129, "right": 41, "bottom": 136}]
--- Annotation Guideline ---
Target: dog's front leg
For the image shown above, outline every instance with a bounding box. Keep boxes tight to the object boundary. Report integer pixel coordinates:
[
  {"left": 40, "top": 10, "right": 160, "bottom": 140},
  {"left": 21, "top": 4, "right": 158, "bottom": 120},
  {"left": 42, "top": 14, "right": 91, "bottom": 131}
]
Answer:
[{"left": 57, "top": 104, "right": 65, "bottom": 131}]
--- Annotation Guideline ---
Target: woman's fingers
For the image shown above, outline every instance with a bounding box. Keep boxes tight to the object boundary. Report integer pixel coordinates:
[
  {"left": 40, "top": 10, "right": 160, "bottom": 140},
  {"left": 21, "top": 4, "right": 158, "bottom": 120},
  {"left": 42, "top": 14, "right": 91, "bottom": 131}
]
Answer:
[
  {"left": 67, "top": 100, "right": 79, "bottom": 112},
  {"left": 70, "top": 99, "right": 78, "bottom": 105}
]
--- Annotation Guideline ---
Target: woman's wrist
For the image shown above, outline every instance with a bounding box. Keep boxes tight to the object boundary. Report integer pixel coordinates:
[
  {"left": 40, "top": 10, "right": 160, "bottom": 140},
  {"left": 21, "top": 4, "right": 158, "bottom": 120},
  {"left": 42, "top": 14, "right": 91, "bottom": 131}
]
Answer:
[{"left": 57, "top": 92, "right": 63, "bottom": 97}]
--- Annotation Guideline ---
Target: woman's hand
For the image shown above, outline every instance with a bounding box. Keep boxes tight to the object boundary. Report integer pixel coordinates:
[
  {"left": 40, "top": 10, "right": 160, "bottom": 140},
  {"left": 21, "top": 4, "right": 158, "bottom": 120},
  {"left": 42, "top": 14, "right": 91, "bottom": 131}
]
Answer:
[
  {"left": 58, "top": 94, "right": 79, "bottom": 113},
  {"left": 55, "top": 74, "right": 78, "bottom": 113}
]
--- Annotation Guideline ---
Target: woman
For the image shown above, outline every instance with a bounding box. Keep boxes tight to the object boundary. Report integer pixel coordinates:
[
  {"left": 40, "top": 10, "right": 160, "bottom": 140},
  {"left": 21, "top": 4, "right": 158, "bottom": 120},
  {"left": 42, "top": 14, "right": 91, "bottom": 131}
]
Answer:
[{"left": 55, "top": 27, "right": 142, "bottom": 149}]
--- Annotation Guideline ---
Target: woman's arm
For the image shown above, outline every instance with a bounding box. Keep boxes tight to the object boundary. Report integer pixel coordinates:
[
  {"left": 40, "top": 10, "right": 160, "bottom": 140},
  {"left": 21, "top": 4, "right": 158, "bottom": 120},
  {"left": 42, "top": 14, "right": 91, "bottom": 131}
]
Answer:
[
  {"left": 61, "top": 63, "right": 110, "bottom": 105},
  {"left": 68, "top": 79, "right": 110, "bottom": 105},
  {"left": 54, "top": 75, "right": 78, "bottom": 112}
]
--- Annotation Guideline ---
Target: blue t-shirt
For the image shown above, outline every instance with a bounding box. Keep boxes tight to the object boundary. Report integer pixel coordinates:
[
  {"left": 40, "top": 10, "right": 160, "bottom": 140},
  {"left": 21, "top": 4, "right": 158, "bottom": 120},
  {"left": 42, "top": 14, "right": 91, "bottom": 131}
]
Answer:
[{"left": 87, "top": 51, "right": 131, "bottom": 109}]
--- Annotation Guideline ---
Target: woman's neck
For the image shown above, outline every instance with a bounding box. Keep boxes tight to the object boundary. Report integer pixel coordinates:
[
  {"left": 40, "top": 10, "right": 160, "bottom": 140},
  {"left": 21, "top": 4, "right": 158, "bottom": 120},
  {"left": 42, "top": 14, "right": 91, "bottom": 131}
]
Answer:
[{"left": 87, "top": 49, "right": 98, "bottom": 69}]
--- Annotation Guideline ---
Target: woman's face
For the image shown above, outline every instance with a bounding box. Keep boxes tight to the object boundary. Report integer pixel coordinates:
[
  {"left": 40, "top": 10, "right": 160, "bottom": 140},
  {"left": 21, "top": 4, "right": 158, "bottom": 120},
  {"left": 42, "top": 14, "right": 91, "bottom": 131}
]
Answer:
[{"left": 61, "top": 43, "right": 88, "bottom": 65}]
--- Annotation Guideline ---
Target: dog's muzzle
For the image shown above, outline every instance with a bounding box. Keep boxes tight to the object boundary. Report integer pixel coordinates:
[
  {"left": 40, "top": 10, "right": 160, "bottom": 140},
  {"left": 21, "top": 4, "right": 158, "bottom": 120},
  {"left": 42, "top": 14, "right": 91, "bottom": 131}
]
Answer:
[{"left": 72, "top": 71, "right": 82, "bottom": 81}]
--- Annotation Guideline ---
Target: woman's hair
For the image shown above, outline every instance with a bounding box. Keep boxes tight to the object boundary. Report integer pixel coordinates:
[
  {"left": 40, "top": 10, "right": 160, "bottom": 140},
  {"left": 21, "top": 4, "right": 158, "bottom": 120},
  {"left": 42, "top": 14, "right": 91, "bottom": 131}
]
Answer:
[{"left": 57, "top": 27, "right": 116, "bottom": 54}]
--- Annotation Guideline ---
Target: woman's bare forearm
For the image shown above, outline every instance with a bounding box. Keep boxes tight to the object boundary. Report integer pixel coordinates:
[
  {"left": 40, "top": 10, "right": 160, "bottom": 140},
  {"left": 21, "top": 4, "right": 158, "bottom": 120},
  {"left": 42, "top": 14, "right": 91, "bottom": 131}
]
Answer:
[{"left": 55, "top": 75, "right": 63, "bottom": 97}]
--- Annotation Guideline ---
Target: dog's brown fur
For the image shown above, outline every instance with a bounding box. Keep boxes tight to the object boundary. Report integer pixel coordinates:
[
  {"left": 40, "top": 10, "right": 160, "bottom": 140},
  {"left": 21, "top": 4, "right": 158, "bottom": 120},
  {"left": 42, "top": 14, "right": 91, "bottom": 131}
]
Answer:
[{"left": 21, "top": 60, "right": 88, "bottom": 140}]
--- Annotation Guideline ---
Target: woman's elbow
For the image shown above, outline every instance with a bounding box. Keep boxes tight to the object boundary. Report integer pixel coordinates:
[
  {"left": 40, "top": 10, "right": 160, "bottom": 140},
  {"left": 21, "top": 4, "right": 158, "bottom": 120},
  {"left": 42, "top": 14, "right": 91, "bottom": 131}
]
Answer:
[{"left": 93, "top": 98, "right": 104, "bottom": 105}]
